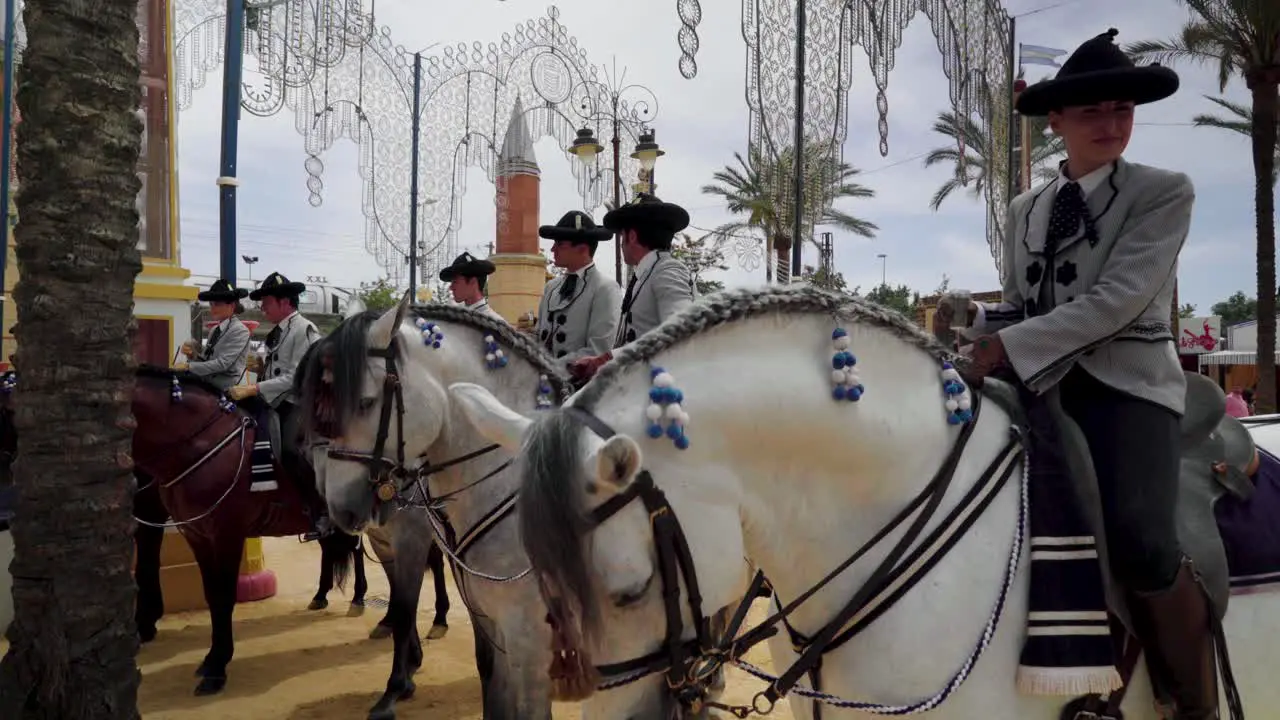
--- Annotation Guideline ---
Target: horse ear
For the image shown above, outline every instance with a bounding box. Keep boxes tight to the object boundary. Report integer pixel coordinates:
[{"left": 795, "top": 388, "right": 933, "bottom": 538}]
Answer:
[
  {"left": 595, "top": 436, "right": 641, "bottom": 489},
  {"left": 449, "top": 382, "right": 531, "bottom": 451},
  {"left": 370, "top": 291, "right": 413, "bottom": 348}
]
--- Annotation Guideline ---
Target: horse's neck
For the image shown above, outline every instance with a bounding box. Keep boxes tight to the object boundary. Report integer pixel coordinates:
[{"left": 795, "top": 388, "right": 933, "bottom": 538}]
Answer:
[
  {"left": 603, "top": 316, "right": 993, "bottom": 631},
  {"left": 413, "top": 334, "right": 539, "bottom": 530}
]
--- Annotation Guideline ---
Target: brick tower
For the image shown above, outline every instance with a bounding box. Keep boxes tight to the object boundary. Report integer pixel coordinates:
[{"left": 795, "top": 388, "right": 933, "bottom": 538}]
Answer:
[{"left": 487, "top": 96, "right": 545, "bottom": 322}]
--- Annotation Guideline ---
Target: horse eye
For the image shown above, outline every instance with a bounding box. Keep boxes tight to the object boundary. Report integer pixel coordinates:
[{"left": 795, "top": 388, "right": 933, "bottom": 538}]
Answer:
[{"left": 359, "top": 397, "right": 378, "bottom": 413}]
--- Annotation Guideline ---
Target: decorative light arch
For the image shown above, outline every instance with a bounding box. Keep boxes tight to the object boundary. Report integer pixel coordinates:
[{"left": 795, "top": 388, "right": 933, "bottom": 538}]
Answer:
[
  {"left": 172, "top": 2, "right": 654, "bottom": 282},
  {"left": 678, "top": 0, "right": 1014, "bottom": 274}
]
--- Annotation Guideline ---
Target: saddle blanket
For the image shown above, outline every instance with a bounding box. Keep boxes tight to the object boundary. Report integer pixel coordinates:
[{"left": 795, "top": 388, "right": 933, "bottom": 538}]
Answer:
[
  {"left": 1217, "top": 448, "right": 1280, "bottom": 596},
  {"left": 244, "top": 404, "right": 278, "bottom": 493}
]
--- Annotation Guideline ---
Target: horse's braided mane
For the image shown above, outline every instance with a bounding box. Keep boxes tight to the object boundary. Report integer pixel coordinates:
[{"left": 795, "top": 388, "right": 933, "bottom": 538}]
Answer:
[
  {"left": 575, "top": 284, "right": 964, "bottom": 408},
  {"left": 411, "top": 303, "right": 572, "bottom": 403},
  {"left": 299, "top": 304, "right": 572, "bottom": 438},
  {"left": 136, "top": 363, "right": 228, "bottom": 398}
]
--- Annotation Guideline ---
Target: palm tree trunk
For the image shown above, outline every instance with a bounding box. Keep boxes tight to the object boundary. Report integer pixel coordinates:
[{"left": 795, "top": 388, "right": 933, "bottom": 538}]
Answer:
[
  {"left": 1249, "top": 70, "right": 1279, "bottom": 413},
  {"left": 0, "top": 0, "right": 144, "bottom": 716}
]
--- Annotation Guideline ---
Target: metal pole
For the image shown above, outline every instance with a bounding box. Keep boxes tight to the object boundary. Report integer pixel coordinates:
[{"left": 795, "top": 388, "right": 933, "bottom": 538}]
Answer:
[
  {"left": 0, "top": 0, "right": 15, "bottom": 364},
  {"left": 408, "top": 52, "right": 422, "bottom": 299},
  {"left": 217, "top": 0, "right": 246, "bottom": 284},
  {"left": 789, "top": 0, "right": 807, "bottom": 284},
  {"left": 612, "top": 112, "right": 622, "bottom": 285},
  {"left": 1005, "top": 17, "right": 1017, "bottom": 204},
  {"left": 878, "top": 253, "right": 886, "bottom": 286}
]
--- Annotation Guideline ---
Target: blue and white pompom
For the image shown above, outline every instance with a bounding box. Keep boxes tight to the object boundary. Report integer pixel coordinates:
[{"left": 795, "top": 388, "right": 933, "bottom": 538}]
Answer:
[
  {"left": 644, "top": 366, "right": 689, "bottom": 450},
  {"left": 829, "top": 328, "right": 864, "bottom": 402},
  {"left": 218, "top": 396, "right": 237, "bottom": 413},
  {"left": 1, "top": 373, "right": 15, "bottom": 393},
  {"left": 483, "top": 334, "right": 508, "bottom": 370},
  {"left": 535, "top": 374, "right": 555, "bottom": 409},
  {"left": 414, "top": 317, "right": 444, "bottom": 349},
  {"left": 940, "top": 362, "right": 973, "bottom": 425},
  {"left": 170, "top": 375, "right": 183, "bottom": 402}
]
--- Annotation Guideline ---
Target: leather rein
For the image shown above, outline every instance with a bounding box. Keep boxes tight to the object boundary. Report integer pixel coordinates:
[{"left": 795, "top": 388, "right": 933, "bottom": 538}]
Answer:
[{"left": 558, "top": 390, "right": 1026, "bottom": 717}]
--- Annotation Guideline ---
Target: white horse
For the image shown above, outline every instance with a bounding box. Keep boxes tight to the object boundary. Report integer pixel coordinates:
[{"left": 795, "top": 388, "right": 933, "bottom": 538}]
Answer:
[
  {"left": 449, "top": 285, "right": 1279, "bottom": 719},
  {"left": 301, "top": 293, "right": 562, "bottom": 720}
]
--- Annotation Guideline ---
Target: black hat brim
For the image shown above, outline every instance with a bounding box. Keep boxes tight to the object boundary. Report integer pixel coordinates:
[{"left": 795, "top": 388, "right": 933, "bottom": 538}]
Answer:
[
  {"left": 539, "top": 225, "right": 614, "bottom": 243},
  {"left": 249, "top": 281, "right": 307, "bottom": 301},
  {"left": 199, "top": 287, "right": 250, "bottom": 303},
  {"left": 1016, "top": 65, "right": 1179, "bottom": 116},
  {"left": 439, "top": 259, "right": 496, "bottom": 282},
  {"left": 603, "top": 202, "right": 690, "bottom": 234}
]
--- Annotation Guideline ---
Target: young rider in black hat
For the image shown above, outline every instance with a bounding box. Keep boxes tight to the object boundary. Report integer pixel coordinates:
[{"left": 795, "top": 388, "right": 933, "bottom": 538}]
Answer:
[{"left": 937, "top": 29, "right": 1219, "bottom": 718}]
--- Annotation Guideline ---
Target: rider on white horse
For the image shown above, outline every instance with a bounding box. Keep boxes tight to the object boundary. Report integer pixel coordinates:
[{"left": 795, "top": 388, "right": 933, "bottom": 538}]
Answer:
[
  {"left": 567, "top": 194, "right": 696, "bottom": 382},
  {"left": 936, "top": 28, "right": 1217, "bottom": 718}
]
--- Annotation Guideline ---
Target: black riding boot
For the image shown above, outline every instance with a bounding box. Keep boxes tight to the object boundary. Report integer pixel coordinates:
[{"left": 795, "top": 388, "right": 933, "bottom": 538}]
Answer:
[{"left": 1130, "top": 561, "right": 1220, "bottom": 719}]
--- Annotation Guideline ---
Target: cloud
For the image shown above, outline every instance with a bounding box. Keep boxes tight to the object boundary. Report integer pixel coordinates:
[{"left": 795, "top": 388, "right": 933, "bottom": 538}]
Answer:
[{"left": 173, "top": 0, "right": 1263, "bottom": 316}]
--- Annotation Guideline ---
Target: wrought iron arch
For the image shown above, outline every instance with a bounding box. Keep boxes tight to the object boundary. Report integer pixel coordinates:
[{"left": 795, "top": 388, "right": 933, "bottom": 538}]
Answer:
[{"left": 172, "top": 2, "right": 654, "bottom": 282}]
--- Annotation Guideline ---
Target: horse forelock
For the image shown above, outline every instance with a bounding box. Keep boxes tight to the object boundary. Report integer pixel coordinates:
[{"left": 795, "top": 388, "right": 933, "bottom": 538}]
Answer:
[
  {"left": 518, "top": 408, "right": 601, "bottom": 644},
  {"left": 298, "top": 310, "right": 384, "bottom": 439},
  {"left": 576, "top": 285, "right": 964, "bottom": 409}
]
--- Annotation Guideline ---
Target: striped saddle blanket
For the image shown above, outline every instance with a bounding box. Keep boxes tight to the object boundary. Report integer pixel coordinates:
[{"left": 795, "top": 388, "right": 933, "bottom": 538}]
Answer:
[{"left": 244, "top": 404, "right": 279, "bottom": 493}]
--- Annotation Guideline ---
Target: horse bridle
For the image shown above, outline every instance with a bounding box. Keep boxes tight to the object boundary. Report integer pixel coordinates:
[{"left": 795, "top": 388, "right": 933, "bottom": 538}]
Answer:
[
  {"left": 324, "top": 337, "right": 503, "bottom": 505},
  {"left": 558, "top": 391, "right": 1024, "bottom": 717}
]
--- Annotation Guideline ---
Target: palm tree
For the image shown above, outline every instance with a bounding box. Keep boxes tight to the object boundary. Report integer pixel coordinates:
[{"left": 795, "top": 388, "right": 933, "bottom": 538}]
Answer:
[
  {"left": 924, "top": 110, "right": 1065, "bottom": 211},
  {"left": 701, "top": 144, "right": 877, "bottom": 283},
  {"left": 1128, "top": 0, "right": 1279, "bottom": 411},
  {"left": 1192, "top": 94, "right": 1279, "bottom": 184},
  {"left": 0, "top": 0, "right": 145, "bottom": 715}
]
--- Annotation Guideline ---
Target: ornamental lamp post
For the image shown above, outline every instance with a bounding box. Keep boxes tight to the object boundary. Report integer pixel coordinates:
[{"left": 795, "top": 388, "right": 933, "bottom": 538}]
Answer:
[{"left": 630, "top": 129, "right": 664, "bottom": 194}]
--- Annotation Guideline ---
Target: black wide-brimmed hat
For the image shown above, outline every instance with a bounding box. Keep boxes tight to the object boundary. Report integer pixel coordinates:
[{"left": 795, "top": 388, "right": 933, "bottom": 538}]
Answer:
[
  {"left": 249, "top": 271, "right": 307, "bottom": 301},
  {"left": 438, "top": 252, "right": 496, "bottom": 282},
  {"left": 1015, "top": 28, "right": 1179, "bottom": 117},
  {"left": 539, "top": 210, "right": 614, "bottom": 245},
  {"left": 198, "top": 278, "right": 249, "bottom": 303},
  {"left": 602, "top": 193, "right": 690, "bottom": 235}
]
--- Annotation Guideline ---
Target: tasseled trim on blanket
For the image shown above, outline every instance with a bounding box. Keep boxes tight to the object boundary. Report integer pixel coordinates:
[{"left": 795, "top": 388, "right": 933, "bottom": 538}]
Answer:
[{"left": 1016, "top": 665, "right": 1124, "bottom": 696}]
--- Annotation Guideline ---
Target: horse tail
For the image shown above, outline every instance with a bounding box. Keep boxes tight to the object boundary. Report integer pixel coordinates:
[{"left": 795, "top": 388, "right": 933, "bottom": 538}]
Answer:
[{"left": 319, "top": 530, "right": 360, "bottom": 592}]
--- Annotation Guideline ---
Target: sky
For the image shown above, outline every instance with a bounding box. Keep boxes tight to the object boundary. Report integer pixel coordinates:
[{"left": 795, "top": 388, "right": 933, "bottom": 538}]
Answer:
[{"left": 172, "top": 0, "right": 1264, "bottom": 314}]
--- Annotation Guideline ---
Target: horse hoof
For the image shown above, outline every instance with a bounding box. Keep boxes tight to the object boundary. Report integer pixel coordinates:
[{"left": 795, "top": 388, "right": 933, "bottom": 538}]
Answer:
[
  {"left": 347, "top": 602, "right": 367, "bottom": 618},
  {"left": 194, "top": 661, "right": 209, "bottom": 678},
  {"left": 425, "top": 624, "right": 448, "bottom": 641},
  {"left": 138, "top": 626, "right": 157, "bottom": 644},
  {"left": 367, "top": 704, "right": 396, "bottom": 720},
  {"left": 193, "top": 675, "right": 227, "bottom": 696},
  {"left": 308, "top": 597, "right": 328, "bottom": 611},
  {"left": 369, "top": 623, "right": 393, "bottom": 640}
]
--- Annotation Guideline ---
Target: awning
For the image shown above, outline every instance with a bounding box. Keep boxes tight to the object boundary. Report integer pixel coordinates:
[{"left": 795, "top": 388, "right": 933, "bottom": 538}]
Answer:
[{"left": 1199, "top": 350, "right": 1259, "bottom": 366}]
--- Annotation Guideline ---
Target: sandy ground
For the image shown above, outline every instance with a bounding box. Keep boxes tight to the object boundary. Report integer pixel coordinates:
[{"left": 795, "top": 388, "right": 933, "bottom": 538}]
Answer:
[{"left": 11, "top": 536, "right": 795, "bottom": 719}]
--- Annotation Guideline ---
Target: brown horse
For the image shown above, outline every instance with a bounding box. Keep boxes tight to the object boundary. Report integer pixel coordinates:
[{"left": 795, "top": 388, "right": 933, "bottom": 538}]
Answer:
[
  {"left": 0, "top": 367, "right": 360, "bottom": 695},
  {"left": 128, "top": 364, "right": 360, "bottom": 694}
]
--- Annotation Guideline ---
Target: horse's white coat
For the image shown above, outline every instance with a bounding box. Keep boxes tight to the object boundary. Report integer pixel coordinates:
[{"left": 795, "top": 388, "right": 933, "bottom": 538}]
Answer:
[
  {"left": 321, "top": 295, "right": 553, "bottom": 718},
  {"left": 453, "top": 310, "right": 1280, "bottom": 719}
]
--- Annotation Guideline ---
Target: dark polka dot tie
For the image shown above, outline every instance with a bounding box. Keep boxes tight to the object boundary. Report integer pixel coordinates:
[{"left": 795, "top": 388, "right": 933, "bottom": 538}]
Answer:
[{"left": 1046, "top": 181, "right": 1085, "bottom": 255}]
